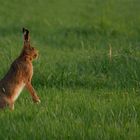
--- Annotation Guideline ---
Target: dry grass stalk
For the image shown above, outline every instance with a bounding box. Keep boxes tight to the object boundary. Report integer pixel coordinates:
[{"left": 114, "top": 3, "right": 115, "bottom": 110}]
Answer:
[{"left": 109, "top": 43, "right": 112, "bottom": 62}]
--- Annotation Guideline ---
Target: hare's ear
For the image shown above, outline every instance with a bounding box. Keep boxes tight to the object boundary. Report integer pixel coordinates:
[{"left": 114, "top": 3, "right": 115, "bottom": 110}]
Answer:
[
  {"left": 22, "top": 27, "right": 30, "bottom": 42},
  {"left": 22, "top": 27, "right": 30, "bottom": 48}
]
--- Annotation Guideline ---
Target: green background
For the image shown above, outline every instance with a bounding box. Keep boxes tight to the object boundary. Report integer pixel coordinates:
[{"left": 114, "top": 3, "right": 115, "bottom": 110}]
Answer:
[{"left": 0, "top": 0, "right": 140, "bottom": 139}]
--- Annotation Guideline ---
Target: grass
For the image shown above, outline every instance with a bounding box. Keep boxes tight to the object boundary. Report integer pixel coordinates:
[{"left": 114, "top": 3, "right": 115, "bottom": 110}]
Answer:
[
  {"left": 0, "top": 0, "right": 140, "bottom": 139},
  {"left": 0, "top": 88, "right": 140, "bottom": 140}
]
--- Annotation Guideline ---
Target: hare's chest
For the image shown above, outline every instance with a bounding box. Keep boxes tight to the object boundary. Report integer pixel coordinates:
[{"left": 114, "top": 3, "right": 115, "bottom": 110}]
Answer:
[
  {"left": 24, "top": 63, "right": 33, "bottom": 79},
  {"left": 13, "top": 83, "right": 25, "bottom": 101}
]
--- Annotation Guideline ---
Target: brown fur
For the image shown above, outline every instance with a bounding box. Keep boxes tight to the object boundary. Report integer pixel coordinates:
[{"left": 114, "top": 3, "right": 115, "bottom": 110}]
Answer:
[{"left": 0, "top": 28, "right": 40, "bottom": 110}]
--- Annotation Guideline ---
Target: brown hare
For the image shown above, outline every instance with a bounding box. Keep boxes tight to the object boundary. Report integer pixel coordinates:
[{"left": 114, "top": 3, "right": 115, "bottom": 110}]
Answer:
[{"left": 0, "top": 28, "right": 41, "bottom": 110}]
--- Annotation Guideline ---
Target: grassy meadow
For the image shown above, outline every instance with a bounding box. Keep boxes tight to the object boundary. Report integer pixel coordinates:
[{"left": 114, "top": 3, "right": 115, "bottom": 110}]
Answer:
[{"left": 0, "top": 0, "right": 140, "bottom": 139}]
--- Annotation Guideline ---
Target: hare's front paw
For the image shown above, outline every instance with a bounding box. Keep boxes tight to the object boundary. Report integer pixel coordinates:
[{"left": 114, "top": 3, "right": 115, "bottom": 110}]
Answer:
[{"left": 32, "top": 96, "right": 41, "bottom": 103}]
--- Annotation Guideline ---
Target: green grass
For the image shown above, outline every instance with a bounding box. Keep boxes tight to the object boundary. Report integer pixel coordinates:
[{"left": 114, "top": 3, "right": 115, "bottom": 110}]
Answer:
[
  {"left": 0, "top": 0, "right": 140, "bottom": 139},
  {"left": 0, "top": 88, "right": 140, "bottom": 140}
]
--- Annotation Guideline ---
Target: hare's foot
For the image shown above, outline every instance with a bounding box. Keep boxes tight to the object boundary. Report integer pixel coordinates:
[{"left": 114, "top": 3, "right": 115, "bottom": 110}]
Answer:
[
  {"left": 32, "top": 96, "right": 41, "bottom": 103},
  {"left": 9, "top": 102, "right": 14, "bottom": 111}
]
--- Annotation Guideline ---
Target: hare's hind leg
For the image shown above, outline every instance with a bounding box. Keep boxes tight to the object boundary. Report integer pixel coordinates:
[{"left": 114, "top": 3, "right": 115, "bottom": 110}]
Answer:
[
  {"left": 0, "top": 98, "right": 7, "bottom": 109},
  {"left": 0, "top": 96, "right": 12, "bottom": 110},
  {"left": 3, "top": 97, "right": 15, "bottom": 110},
  {"left": 26, "top": 82, "right": 40, "bottom": 103}
]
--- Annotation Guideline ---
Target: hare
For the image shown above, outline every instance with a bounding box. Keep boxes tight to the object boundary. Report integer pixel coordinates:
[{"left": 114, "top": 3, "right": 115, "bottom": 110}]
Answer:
[{"left": 0, "top": 28, "right": 41, "bottom": 110}]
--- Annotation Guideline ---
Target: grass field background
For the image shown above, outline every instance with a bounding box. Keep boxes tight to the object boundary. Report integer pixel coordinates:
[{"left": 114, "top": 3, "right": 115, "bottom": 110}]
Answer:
[{"left": 0, "top": 0, "right": 140, "bottom": 139}]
